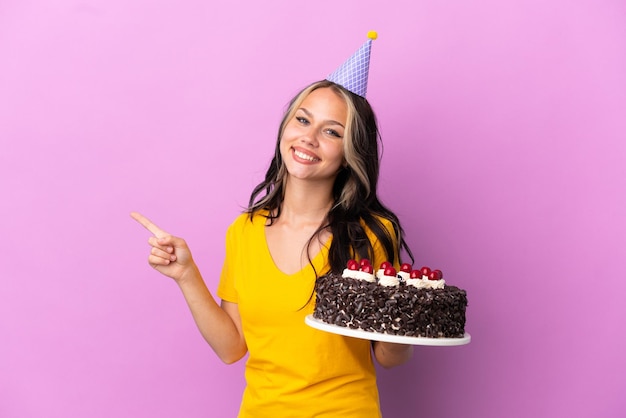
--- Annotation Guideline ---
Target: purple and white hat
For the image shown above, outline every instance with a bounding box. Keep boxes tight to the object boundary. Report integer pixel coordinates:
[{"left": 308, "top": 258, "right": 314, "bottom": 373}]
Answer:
[{"left": 326, "top": 31, "right": 378, "bottom": 98}]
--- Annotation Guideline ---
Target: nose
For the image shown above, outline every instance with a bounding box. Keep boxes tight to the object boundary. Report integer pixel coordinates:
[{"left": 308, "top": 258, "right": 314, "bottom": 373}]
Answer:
[{"left": 299, "top": 126, "right": 319, "bottom": 147}]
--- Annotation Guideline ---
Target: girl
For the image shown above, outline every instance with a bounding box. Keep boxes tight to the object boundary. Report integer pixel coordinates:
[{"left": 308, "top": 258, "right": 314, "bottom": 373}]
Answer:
[{"left": 133, "top": 37, "right": 415, "bottom": 417}]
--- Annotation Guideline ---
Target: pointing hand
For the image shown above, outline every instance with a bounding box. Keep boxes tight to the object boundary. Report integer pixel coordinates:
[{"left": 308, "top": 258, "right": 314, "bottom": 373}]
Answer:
[{"left": 131, "top": 212, "right": 196, "bottom": 282}]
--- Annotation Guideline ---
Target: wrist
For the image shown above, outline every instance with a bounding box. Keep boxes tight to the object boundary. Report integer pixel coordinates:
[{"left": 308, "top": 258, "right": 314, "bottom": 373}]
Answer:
[{"left": 177, "top": 263, "right": 202, "bottom": 286}]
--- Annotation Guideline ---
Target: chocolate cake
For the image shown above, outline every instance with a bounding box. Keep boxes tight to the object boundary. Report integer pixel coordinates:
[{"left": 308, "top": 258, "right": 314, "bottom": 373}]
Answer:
[{"left": 313, "top": 260, "right": 468, "bottom": 338}]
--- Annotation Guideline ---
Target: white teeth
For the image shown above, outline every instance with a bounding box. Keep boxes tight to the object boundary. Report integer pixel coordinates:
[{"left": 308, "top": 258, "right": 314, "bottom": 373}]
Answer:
[{"left": 294, "top": 150, "right": 318, "bottom": 162}]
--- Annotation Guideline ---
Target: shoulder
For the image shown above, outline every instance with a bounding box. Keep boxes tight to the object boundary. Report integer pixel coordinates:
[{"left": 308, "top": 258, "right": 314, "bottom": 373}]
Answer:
[
  {"left": 375, "top": 215, "right": 395, "bottom": 231},
  {"left": 360, "top": 215, "right": 396, "bottom": 237},
  {"left": 226, "top": 210, "right": 268, "bottom": 235}
]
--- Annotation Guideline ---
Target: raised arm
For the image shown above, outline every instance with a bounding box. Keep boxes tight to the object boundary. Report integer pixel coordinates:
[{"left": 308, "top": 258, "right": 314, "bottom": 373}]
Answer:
[{"left": 130, "top": 212, "right": 247, "bottom": 364}]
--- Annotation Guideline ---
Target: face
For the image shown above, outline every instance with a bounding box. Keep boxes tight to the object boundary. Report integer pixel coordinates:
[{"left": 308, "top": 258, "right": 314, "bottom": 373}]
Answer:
[{"left": 280, "top": 87, "right": 348, "bottom": 184}]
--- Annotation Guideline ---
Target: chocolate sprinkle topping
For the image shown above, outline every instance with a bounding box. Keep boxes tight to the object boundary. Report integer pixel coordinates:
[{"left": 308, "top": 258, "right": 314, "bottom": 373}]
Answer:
[{"left": 313, "top": 273, "right": 468, "bottom": 338}]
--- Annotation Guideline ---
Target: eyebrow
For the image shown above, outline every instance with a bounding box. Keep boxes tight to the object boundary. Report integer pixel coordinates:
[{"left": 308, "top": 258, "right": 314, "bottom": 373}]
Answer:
[{"left": 298, "top": 107, "right": 345, "bottom": 128}]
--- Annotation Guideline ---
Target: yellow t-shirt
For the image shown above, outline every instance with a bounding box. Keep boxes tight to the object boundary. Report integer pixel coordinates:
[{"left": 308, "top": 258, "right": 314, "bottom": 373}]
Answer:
[{"left": 217, "top": 211, "right": 397, "bottom": 418}]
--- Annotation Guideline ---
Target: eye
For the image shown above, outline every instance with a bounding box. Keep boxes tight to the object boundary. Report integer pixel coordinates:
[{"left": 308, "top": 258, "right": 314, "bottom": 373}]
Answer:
[
  {"left": 296, "top": 116, "right": 309, "bottom": 125},
  {"left": 325, "top": 128, "right": 343, "bottom": 138}
]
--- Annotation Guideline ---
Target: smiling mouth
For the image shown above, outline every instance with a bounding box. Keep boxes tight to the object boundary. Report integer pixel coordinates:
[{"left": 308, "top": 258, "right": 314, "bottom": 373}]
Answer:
[{"left": 293, "top": 149, "right": 320, "bottom": 162}]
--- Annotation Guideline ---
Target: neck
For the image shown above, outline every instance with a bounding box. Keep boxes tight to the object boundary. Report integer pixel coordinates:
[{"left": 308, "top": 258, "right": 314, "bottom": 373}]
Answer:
[{"left": 279, "top": 176, "right": 334, "bottom": 224}]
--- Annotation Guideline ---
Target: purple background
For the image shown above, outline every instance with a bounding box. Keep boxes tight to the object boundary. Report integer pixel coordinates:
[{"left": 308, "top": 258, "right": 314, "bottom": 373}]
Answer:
[{"left": 1, "top": 1, "right": 625, "bottom": 417}]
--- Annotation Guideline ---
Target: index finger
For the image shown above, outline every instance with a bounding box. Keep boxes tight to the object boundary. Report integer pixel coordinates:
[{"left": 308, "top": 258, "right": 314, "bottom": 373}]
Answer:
[{"left": 130, "top": 211, "right": 168, "bottom": 238}]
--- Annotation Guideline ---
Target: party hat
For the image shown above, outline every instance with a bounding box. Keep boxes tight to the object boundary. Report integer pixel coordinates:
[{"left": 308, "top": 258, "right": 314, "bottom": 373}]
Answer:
[{"left": 326, "top": 31, "right": 378, "bottom": 98}]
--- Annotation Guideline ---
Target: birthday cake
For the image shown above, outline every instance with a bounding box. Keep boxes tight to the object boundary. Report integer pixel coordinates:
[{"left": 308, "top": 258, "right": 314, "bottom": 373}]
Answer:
[{"left": 313, "top": 259, "right": 467, "bottom": 338}]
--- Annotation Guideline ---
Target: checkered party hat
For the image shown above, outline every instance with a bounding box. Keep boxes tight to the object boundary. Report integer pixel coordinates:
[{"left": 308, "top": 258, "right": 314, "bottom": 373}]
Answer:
[{"left": 327, "top": 31, "right": 378, "bottom": 98}]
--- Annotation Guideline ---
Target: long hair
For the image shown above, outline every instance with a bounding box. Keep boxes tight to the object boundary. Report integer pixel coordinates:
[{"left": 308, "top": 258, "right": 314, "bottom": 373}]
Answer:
[{"left": 247, "top": 80, "right": 413, "bottom": 274}]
